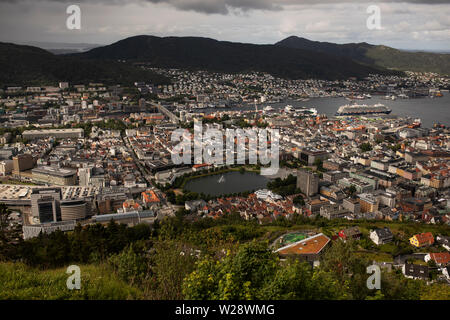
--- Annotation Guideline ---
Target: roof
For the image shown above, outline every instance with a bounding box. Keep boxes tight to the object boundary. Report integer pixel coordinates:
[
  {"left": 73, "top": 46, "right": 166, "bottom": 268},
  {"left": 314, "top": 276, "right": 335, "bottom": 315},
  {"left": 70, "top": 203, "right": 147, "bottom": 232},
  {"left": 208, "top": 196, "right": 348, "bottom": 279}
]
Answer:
[
  {"left": 276, "top": 233, "right": 330, "bottom": 256},
  {"left": 341, "top": 226, "right": 362, "bottom": 237},
  {"left": 429, "top": 252, "right": 450, "bottom": 265},
  {"left": 413, "top": 232, "right": 434, "bottom": 244},
  {"left": 142, "top": 190, "right": 160, "bottom": 203},
  {"left": 404, "top": 264, "right": 429, "bottom": 278},
  {"left": 32, "top": 166, "right": 77, "bottom": 177},
  {"left": 372, "top": 227, "right": 393, "bottom": 239}
]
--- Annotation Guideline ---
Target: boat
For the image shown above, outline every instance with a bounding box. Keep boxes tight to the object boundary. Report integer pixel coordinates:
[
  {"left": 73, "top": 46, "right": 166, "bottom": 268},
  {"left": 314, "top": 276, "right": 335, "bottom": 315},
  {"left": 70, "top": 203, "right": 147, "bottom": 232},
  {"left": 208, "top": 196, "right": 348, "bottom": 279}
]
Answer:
[
  {"left": 264, "top": 106, "right": 274, "bottom": 112},
  {"left": 284, "top": 105, "right": 295, "bottom": 113},
  {"left": 384, "top": 95, "right": 396, "bottom": 100},
  {"left": 307, "top": 108, "right": 318, "bottom": 116},
  {"left": 296, "top": 107, "right": 318, "bottom": 116},
  {"left": 335, "top": 103, "right": 392, "bottom": 116}
]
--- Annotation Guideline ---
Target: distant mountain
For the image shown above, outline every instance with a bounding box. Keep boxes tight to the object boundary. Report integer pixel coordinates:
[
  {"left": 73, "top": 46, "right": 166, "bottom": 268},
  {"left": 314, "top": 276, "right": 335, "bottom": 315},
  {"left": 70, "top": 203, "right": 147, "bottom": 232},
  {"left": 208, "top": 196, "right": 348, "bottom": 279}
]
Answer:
[
  {"left": 0, "top": 42, "right": 169, "bottom": 87},
  {"left": 20, "top": 41, "right": 102, "bottom": 55},
  {"left": 74, "top": 35, "right": 400, "bottom": 80},
  {"left": 276, "top": 36, "right": 450, "bottom": 75}
]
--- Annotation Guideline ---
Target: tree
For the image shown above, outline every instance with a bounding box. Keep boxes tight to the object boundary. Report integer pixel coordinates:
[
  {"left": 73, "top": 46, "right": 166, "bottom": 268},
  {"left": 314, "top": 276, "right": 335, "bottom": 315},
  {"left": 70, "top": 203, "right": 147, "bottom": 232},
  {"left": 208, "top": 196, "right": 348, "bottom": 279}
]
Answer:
[
  {"left": 0, "top": 204, "right": 22, "bottom": 260},
  {"left": 183, "top": 241, "right": 278, "bottom": 300},
  {"left": 182, "top": 241, "right": 348, "bottom": 300},
  {"left": 148, "top": 241, "right": 197, "bottom": 299},
  {"left": 359, "top": 143, "right": 372, "bottom": 152},
  {"left": 320, "top": 240, "right": 371, "bottom": 299},
  {"left": 109, "top": 244, "right": 149, "bottom": 285},
  {"left": 313, "top": 158, "right": 323, "bottom": 171},
  {"left": 293, "top": 195, "right": 305, "bottom": 206}
]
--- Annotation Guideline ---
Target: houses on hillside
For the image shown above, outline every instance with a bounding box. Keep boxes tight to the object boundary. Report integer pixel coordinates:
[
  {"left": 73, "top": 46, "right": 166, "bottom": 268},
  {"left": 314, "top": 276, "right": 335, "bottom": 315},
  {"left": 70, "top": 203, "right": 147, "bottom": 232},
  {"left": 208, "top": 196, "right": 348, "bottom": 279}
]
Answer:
[
  {"left": 409, "top": 232, "right": 435, "bottom": 247},
  {"left": 370, "top": 227, "right": 394, "bottom": 245}
]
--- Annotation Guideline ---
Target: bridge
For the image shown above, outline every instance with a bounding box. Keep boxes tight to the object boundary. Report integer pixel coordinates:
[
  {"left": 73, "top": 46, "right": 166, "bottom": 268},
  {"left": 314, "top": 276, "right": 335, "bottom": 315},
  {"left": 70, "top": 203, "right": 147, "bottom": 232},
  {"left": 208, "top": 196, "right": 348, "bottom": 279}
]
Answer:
[{"left": 149, "top": 102, "right": 180, "bottom": 124}]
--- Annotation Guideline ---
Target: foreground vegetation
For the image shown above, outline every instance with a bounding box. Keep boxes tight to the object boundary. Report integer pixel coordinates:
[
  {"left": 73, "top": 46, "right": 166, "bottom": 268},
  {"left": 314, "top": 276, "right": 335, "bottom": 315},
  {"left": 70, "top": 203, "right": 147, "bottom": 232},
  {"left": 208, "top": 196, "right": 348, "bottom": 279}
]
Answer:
[{"left": 0, "top": 204, "right": 449, "bottom": 300}]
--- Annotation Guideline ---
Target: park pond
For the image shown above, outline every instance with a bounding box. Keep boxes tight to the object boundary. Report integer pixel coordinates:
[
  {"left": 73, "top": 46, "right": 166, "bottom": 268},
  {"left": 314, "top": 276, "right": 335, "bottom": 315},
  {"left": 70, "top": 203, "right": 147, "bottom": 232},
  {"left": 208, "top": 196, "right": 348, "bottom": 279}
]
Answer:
[{"left": 184, "top": 171, "right": 270, "bottom": 197}]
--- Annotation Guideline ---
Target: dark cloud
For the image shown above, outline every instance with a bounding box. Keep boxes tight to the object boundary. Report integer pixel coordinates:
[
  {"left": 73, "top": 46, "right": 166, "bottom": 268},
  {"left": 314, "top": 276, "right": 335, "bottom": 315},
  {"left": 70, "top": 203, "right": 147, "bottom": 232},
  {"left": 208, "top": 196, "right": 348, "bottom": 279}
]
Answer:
[{"left": 0, "top": 0, "right": 449, "bottom": 15}]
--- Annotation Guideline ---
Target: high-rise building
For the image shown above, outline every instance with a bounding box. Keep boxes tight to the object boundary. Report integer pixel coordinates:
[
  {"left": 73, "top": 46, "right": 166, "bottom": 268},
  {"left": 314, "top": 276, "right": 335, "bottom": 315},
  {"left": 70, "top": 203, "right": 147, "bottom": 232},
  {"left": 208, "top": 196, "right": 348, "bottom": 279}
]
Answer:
[
  {"left": 13, "top": 154, "right": 34, "bottom": 173},
  {"left": 78, "top": 166, "right": 92, "bottom": 186},
  {"left": 30, "top": 188, "right": 62, "bottom": 224},
  {"left": 297, "top": 170, "right": 319, "bottom": 197}
]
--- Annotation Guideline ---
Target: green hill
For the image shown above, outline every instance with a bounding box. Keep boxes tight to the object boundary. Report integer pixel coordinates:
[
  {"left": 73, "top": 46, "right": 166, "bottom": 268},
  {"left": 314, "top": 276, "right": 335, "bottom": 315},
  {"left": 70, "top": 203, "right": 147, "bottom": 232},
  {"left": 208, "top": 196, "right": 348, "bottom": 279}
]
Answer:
[
  {"left": 276, "top": 36, "right": 450, "bottom": 75},
  {"left": 0, "top": 42, "right": 169, "bottom": 87},
  {"left": 74, "top": 35, "right": 400, "bottom": 80}
]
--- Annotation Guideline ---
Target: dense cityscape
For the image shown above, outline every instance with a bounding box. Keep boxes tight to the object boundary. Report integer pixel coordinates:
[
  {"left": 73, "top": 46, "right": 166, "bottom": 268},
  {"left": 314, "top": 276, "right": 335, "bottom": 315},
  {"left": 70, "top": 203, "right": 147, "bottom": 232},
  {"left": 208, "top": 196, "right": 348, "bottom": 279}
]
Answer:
[
  {"left": 0, "top": 67, "right": 449, "bottom": 300},
  {"left": 0, "top": 0, "right": 450, "bottom": 306}
]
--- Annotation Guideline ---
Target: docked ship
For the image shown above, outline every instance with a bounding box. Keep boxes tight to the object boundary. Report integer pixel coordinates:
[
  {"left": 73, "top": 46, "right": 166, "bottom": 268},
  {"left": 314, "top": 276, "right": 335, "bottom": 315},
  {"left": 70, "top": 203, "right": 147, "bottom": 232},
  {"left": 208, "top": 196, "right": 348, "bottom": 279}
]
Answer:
[
  {"left": 336, "top": 103, "right": 391, "bottom": 116},
  {"left": 284, "top": 105, "right": 295, "bottom": 112}
]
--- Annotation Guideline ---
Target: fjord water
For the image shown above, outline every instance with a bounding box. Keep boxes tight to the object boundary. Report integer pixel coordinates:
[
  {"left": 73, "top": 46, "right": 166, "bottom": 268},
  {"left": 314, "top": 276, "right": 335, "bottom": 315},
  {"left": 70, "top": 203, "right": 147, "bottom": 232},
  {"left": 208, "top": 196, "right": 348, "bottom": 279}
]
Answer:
[
  {"left": 270, "top": 94, "right": 450, "bottom": 128},
  {"left": 195, "top": 94, "right": 449, "bottom": 128}
]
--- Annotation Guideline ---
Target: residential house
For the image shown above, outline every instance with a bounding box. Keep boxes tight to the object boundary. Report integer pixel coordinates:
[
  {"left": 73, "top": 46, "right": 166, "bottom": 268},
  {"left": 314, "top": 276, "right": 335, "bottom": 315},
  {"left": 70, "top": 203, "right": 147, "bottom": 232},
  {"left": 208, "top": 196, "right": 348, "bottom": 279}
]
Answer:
[
  {"left": 409, "top": 232, "right": 434, "bottom": 248},
  {"left": 436, "top": 235, "right": 450, "bottom": 251},
  {"left": 402, "top": 264, "right": 429, "bottom": 280},
  {"left": 339, "top": 226, "right": 362, "bottom": 241},
  {"left": 370, "top": 227, "right": 394, "bottom": 245},
  {"left": 424, "top": 252, "right": 450, "bottom": 266}
]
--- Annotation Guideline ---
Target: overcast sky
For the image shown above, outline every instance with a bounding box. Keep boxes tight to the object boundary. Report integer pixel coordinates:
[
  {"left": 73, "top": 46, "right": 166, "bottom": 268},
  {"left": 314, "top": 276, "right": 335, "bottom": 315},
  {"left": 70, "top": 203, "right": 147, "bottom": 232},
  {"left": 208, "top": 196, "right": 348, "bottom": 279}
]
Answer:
[{"left": 0, "top": 0, "right": 449, "bottom": 51}]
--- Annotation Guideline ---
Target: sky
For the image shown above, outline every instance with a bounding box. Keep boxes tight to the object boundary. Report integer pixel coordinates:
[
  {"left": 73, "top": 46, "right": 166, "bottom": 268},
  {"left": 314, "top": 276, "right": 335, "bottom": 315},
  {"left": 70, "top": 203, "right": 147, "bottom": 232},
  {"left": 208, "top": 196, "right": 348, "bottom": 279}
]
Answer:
[{"left": 0, "top": 0, "right": 449, "bottom": 51}]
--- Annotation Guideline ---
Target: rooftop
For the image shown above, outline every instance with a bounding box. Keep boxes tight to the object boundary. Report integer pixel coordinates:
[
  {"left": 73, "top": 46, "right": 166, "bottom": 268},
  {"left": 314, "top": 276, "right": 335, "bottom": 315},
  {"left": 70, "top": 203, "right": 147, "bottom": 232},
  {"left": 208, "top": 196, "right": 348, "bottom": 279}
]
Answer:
[{"left": 276, "top": 233, "right": 330, "bottom": 255}]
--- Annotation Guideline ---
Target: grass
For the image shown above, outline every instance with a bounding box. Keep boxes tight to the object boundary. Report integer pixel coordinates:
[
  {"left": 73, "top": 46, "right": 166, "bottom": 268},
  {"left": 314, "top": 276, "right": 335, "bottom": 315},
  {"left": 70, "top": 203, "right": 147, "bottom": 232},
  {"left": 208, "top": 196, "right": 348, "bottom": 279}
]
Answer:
[{"left": 0, "top": 262, "right": 144, "bottom": 300}]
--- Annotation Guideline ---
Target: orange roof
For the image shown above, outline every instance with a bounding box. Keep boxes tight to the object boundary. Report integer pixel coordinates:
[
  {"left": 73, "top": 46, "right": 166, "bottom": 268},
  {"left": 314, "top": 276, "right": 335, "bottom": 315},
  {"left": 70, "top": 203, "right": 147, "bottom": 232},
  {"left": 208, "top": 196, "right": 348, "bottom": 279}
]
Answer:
[
  {"left": 429, "top": 252, "right": 450, "bottom": 265},
  {"left": 193, "top": 163, "right": 210, "bottom": 168},
  {"left": 414, "top": 232, "right": 434, "bottom": 245},
  {"left": 276, "top": 233, "right": 330, "bottom": 255},
  {"left": 142, "top": 190, "right": 160, "bottom": 203}
]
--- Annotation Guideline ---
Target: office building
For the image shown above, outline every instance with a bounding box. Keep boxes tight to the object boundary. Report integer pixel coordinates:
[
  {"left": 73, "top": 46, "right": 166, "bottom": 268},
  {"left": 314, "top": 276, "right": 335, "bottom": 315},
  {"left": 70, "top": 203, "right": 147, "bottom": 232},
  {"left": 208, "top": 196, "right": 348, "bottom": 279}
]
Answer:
[
  {"left": 22, "top": 128, "right": 84, "bottom": 140},
  {"left": 13, "top": 154, "right": 34, "bottom": 173},
  {"left": 297, "top": 170, "right": 319, "bottom": 196},
  {"left": 30, "top": 188, "right": 62, "bottom": 224},
  {"left": 32, "top": 166, "right": 77, "bottom": 186},
  {"left": 60, "top": 199, "right": 89, "bottom": 221}
]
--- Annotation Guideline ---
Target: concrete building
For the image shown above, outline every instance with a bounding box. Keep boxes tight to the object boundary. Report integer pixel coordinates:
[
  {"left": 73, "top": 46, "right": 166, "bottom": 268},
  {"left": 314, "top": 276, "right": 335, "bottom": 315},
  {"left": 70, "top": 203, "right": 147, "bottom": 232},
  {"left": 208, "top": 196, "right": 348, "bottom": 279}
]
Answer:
[
  {"left": 78, "top": 166, "right": 92, "bottom": 186},
  {"left": 323, "top": 171, "right": 348, "bottom": 183},
  {"left": 0, "top": 160, "right": 14, "bottom": 175},
  {"left": 297, "top": 149, "right": 329, "bottom": 166},
  {"left": 60, "top": 199, "right": 89, "bottom": 221},
  {"left": 22, "top": 220, "right": 76, "bottom": 240},
  {"left": 358, "top": 193, "right": 379, "bottom": 213},
  {"left": 13, "top": 154, "right": 34, "bottom": 173},
  {"left": 32, "top": 166, "right": 77, "bottom": 186},
  {"left": 30, "top": 188, "right": 62, "bottom": 224},
  {"left": 319, "top": 204, "right": 350, "bottom": 220},
  {"left": 22, "top": 128, "right": 84, "bottom": 140},
  {"left": 342, "top": 198, "right": 361, "bottom": 214},
  {"left": 297, "top": 170, "right": 319, "bottom": 196}
]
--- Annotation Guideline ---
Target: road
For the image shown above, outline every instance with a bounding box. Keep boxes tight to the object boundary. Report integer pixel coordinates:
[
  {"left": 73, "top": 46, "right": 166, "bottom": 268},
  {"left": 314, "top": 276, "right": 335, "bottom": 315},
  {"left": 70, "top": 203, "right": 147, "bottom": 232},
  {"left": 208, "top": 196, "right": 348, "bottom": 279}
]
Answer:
[{"left": 123, "top": 135, "right": 176, "bottom": 217}]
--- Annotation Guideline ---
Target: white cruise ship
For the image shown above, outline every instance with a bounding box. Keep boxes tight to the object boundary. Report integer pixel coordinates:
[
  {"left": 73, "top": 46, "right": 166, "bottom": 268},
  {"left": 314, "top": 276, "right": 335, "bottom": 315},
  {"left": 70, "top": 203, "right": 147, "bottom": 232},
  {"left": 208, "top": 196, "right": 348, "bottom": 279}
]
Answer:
[{"left": 336, "top": 103, "right": 391, "bottom": 116}]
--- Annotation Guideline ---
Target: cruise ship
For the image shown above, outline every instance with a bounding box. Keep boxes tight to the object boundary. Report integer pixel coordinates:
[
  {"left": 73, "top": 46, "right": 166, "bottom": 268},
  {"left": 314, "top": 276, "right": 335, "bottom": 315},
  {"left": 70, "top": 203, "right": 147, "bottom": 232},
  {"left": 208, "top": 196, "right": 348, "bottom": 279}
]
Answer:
[{"left": 336, "top": 103, "right": 392, "bottom": 116}]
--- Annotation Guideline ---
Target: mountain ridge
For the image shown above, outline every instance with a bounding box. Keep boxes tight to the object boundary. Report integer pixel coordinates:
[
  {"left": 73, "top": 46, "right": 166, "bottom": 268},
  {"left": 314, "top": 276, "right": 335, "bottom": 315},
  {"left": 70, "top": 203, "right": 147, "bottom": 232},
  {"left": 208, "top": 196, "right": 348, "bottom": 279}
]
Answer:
[
  {"left": 73, "top": 35, "right": 400, "bottom": 80},
  {"left": 276, "top": 36, "right": 450, "bottom": 75},
  {"left": 0, "top": 41, "right": 169, "bottom": 87}
]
